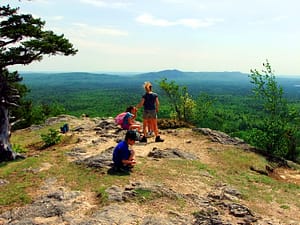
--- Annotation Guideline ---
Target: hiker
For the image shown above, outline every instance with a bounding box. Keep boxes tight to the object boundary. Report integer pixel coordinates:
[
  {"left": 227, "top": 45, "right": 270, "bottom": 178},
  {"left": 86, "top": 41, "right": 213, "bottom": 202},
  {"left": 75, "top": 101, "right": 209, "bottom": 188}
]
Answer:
[
  {"left": 136, "top": 81, "right": 164, "bottom": 143},
  {"left": 112, "top": 130, "right": 138, "bottom": 171},
  {"left": 122, "top": 106, "right": 142, "bottom": 133}
]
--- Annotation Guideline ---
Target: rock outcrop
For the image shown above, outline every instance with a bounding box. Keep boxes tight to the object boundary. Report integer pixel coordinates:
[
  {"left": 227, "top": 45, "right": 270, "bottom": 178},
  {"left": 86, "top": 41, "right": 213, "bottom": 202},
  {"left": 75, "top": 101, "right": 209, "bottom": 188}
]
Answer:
[{"left": 0, "top": 116, "right": 298, "bottom": 225}]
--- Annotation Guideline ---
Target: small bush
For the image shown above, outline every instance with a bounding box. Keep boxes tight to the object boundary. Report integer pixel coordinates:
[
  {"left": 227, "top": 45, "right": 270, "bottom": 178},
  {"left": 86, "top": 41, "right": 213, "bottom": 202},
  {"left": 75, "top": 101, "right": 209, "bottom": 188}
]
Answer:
[
  {"left": 12, "top": 144, "right": 27, "bottom": 153},
  {"left": 41, "top": 128, "right": 61, "bottom": 148}
]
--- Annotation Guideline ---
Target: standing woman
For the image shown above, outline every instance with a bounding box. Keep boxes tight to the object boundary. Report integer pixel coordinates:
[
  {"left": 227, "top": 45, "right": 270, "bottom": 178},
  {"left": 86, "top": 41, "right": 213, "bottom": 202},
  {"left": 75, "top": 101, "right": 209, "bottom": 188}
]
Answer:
[{"left": 136, "top": 81, "right": 164, "bottom": 143}]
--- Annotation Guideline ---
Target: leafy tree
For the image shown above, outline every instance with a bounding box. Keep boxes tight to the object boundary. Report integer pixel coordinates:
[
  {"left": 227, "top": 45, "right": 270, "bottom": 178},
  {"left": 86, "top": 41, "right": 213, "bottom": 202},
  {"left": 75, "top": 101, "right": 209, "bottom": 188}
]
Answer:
[
  {"left": 0, "top": 5, "right": 77, "bottom": 162},
  {"left": 180, "top": 92, "right": 196, "bottom": 122},
  {"left": 158, "top": 78, "right": 195, "bottom": 122},
  {"left": 158, "top": 78, "right": 182, "bottom": 119},
  {"left": 193, "top": 93, "right": 214, "bottom": 127},
  {"left": 248, "top": 60, "right": 299, "bottom": 160}
]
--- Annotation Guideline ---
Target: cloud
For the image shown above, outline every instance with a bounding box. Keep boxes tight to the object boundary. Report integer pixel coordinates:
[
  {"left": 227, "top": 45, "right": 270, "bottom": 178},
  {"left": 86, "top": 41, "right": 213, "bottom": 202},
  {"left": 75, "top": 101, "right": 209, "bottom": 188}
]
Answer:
[
  {"left": 72, "top": 23, "right": 128, "bottom": 37},
  {"left": 161, "top": 0, "right": 206, "bottom": 9},
  {"left": 80, "top": 0, "right": 106, "bottom": 7},
  {"left": 272, "top": 16, "right": 288, "bottom": 22},
  {"left": 32, "top": 0, "right": 51, "bottom": 4},
  {"left": 50, "top": 22, "right": 128, "bottom": 46},
  {"left": 136, "top": 13, "right": 174, "bottom": 27},
  {"left": 74, "top": 38, "right": 160, "bottom": 55},
  {"left": 79, "top": 0, "right": 130, "bottom": 8},
  {"left": 136, "top": 13, "right": 223, "bottom": 29},
  {"left": 178, "top": 18, "right": 223, "bottom": 28},
  {"left": 50, "top": 16, "right": 64, "bottom": 21},
  {"left": 249, "top": 15, "right": 288, "bottom": 25}
]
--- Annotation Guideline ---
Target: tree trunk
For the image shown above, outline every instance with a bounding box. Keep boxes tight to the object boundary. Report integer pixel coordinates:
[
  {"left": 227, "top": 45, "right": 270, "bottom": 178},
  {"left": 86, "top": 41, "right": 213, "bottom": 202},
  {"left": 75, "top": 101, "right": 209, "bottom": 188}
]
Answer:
[{"left": 0, "top": 105, "right": 17, "bottom": 162}]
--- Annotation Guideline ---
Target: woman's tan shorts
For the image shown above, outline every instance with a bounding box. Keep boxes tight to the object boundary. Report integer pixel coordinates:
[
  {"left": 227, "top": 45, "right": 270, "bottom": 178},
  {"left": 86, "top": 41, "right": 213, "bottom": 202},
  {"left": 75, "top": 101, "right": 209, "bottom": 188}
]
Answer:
[{"left": 143, "top": 110, "right": 157, "bottom": 119}]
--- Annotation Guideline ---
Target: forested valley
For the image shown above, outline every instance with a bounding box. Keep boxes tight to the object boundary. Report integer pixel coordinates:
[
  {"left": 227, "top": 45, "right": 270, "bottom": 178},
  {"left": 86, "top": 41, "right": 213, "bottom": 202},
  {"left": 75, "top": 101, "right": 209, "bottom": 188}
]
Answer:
[{"left": 17, "top": 69, "right": 300, "bottom": 162}]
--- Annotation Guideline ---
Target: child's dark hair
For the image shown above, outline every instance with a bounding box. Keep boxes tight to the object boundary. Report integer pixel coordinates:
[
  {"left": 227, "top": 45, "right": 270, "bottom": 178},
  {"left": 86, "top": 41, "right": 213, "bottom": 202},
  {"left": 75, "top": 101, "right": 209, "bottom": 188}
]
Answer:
[
  {"left": 125, "top": 130, "right": 138, "bottom": 141},
  {"left": 126, "top": 106, "right": 134, "bottom": 112}
]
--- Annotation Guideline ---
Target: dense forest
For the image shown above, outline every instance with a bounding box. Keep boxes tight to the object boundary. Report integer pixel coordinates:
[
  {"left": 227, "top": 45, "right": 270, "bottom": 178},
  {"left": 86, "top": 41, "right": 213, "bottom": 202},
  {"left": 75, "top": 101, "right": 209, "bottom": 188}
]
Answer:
[{"left": 20, "top": 69, "right": 300, "bottom": 118}]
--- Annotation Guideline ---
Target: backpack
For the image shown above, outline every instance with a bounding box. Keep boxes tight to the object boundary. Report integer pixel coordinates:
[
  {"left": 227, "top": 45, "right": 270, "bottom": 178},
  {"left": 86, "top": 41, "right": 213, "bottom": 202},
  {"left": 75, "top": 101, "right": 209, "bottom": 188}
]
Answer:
[
  {"left": 60, "top": 123, "right": 69, "bottom": 133},
  {"left": 115, "top": 112, "right": 127, "bottom": 125}
]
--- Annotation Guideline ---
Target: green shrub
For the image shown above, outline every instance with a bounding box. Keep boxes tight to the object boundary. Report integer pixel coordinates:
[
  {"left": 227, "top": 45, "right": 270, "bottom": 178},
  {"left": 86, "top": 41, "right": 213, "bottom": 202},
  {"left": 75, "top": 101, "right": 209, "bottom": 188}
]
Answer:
[
  {"left": 41, "top": 128, "right": 61, "bottom": 148},
  {"left": 12, "top": 144, "right": 27, "bottom": 153}
]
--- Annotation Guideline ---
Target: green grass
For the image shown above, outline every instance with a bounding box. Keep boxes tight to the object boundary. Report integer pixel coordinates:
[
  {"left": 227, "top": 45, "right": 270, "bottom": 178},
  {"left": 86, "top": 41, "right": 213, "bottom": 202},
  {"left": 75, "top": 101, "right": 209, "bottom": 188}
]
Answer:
[
  {"left": 208, "top": 148, "right": 300, "bottom": 210},
  {"left": 0, "top": 156, "right": 43, "bottom": 206},
  {"left": 10, "top": 122, "right": 66, "bottom": 149},
  {"left": 96, "top": 186, "right": 109, "bottom": 205},
  {"left": 134, "top": 188, "right": 157, "bottom": 202}
]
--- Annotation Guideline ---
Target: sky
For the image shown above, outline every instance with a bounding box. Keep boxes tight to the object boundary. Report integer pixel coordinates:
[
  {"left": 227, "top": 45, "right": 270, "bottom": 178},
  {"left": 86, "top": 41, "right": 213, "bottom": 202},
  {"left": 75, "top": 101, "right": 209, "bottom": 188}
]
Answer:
[{"left": 3, "top": 0, "right": 300, "bottom": 75}]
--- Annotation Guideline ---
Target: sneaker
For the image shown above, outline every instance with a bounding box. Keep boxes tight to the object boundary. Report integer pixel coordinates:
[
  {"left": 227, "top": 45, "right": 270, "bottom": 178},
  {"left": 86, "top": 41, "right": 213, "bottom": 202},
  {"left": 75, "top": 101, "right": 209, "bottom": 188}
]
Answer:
[
  {"left": 113, "top": 165, "right": 132, "bottom": 173},
  {"left": 139, "top": 136, "right": 147, "bottom": 143},
  {"left": 155, "top": 136, "right": 164, "bottom": 142}
]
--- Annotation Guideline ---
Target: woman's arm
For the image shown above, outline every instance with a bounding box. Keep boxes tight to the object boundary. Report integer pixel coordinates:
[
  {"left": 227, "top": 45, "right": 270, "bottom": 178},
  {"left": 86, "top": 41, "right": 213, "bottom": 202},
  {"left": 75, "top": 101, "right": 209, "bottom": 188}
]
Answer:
[
  {"left": 136, "top": 98, "right": 145, "bottom": 109},
  {"left": 155, "top": 97, "right": 160, "bottom": 112}
]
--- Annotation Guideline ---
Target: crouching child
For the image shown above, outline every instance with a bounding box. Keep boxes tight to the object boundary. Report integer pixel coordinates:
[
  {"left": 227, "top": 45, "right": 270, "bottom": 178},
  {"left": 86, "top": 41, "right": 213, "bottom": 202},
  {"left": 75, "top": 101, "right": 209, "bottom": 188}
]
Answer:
[{"left": 112, "top": 130, "right": 139, "bottom": 172}]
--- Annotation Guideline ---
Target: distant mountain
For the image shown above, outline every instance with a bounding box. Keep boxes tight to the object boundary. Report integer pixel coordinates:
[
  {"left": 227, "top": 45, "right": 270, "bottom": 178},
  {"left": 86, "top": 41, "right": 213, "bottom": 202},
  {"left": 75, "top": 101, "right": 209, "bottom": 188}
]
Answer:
[
  {"left": 21, "top": 72, "right": 121, "bottom": 81},
  {"left": 134, "top": 69, "right": 250, "bottom": 83},
  {"left": 135, "top": 69, "right": 186, "bottom": 80},
  {"left": 19, "top": 70, "right": 300, "bottom": 97},
  {"left": 21, "top": 72, "right": 123, "bottom": 88}
]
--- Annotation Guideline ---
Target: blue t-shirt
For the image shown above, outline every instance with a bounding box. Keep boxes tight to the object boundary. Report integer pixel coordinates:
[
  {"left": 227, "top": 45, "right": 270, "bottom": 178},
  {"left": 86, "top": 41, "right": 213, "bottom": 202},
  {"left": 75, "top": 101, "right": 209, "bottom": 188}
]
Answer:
[
  {"left": 143, "top": 92, "right": 158, "bottom": 110},
  {"left": 112, "top": 140, "right": 131, "bottom": 167},
  {"left": 122, "top": 112, "right": 133, "bottom": 126}
]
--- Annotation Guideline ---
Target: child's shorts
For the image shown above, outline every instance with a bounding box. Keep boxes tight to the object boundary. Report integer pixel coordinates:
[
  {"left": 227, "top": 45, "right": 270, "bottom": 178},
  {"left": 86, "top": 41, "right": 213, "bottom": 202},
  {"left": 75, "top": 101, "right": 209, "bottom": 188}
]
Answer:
[{"left": 121, "top": 124, "right": 130, "bottom": 130}]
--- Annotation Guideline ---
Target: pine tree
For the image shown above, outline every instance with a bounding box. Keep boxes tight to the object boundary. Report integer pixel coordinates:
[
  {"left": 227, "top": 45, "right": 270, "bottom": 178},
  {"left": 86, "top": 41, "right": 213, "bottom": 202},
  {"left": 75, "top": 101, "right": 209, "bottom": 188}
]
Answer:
[{"left": 0, "top": 5, "right": 77, "bottom": 161}]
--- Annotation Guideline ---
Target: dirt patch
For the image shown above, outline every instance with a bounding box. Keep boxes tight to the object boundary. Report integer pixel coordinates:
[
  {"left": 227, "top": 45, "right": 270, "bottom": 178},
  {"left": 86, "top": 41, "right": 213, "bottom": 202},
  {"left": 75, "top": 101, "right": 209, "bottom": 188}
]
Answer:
[{"left": 270, "top": 167, "right": 300, "bottom": 185}]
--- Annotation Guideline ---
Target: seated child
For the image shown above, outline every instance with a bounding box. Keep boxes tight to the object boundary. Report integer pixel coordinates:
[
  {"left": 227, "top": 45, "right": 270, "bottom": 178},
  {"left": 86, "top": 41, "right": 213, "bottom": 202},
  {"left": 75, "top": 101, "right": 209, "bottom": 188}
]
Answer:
[
  {"left": 122, "top": 106, "right": 141, "bottom": 133},
  {"left": 112, "top": 130, "right": 138, "bottom": 171}
]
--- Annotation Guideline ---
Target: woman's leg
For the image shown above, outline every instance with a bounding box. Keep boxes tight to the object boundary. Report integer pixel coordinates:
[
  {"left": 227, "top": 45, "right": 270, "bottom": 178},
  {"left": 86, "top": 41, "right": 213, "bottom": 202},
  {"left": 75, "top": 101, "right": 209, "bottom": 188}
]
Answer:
[
  {"left": 143, "top": 119, "right": 149, "bottom": 137},
  {"left": 152, "top": 118, "right": 159, "bottom": 137},
  {"left": 152, "top": 117, "right": 164, "bottom": 142}
]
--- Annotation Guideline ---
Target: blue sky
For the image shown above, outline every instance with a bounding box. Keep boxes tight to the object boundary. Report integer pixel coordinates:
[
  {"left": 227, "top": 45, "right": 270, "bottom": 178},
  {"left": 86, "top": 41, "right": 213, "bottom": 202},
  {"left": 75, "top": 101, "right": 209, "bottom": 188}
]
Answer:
[{"left": 4, "top": 0, "right": 300, "bottom": 75}]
